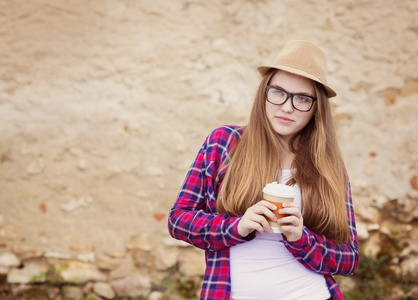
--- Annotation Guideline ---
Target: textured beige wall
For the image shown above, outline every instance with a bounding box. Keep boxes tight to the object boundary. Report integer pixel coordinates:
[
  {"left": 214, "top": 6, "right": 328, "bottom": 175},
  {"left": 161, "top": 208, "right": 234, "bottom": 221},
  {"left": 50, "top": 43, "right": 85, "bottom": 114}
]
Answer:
[{"left": 0, "top": 0, "right": 417, "bottom": 291}]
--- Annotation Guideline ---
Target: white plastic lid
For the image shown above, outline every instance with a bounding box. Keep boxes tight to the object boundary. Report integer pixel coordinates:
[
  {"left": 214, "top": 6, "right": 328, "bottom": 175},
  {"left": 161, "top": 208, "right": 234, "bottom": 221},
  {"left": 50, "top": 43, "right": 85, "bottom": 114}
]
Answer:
[{"left": 262, "top": 182, "right": 296, "bottom": 198}]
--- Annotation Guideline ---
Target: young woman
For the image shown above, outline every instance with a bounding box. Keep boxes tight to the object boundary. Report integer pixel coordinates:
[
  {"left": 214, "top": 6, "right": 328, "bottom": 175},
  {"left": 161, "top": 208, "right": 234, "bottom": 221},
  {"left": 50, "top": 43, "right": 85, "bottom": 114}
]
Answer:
[{"left": 168, "top": 40, "right": 359, "bottom": 300}]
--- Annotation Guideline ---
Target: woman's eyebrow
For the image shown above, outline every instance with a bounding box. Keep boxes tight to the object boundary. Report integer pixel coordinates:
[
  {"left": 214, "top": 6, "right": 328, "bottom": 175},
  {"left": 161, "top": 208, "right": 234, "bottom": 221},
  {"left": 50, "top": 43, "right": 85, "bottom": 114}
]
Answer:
[
  {"left": 269, "top": 83, "right": 284, "bottom": 89},
  {"left": 269, "top": 84, "right": 315, "bottom": 97}
]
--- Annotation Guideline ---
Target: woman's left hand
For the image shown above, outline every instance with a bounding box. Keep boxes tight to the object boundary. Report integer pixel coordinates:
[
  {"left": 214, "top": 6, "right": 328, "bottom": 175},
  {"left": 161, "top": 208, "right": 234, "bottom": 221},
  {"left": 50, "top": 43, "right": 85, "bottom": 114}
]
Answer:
[{"left": 277, "top": 202, "right": 303, "bottom": 242}]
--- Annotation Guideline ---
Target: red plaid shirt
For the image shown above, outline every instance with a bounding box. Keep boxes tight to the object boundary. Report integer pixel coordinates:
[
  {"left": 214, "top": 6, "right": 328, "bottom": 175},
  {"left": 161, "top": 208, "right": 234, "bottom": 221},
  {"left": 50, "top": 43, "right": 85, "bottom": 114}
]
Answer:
[{"left": 168, "top": 125, "right": 359, "bottom": 300}]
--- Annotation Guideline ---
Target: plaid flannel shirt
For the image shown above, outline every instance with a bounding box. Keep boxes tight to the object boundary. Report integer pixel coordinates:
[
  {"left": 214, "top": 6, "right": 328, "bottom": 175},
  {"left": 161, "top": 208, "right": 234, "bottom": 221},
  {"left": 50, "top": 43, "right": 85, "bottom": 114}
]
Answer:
[{"left": 168, "top": 125, "right": 359, "bottom": 300}]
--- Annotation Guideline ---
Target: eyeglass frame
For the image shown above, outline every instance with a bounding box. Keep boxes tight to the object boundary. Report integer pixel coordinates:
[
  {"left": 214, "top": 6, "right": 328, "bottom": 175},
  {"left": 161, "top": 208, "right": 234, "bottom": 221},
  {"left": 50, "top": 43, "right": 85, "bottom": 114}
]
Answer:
[{"left": 265, "top": 85, "right": 317, "bottom": 112}]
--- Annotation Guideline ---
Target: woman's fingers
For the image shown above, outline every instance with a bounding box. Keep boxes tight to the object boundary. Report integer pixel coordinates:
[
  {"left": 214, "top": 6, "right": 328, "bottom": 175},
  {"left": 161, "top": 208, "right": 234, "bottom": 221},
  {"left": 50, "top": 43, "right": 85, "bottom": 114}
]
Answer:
[
  {"left": 247, "top": 219, "right": 268, "bottom": 235},
  {"left": 279, "top": 202, "right": 301, "bottom": 215},
  {"left": 277, "top": 215, "right": 302, "bottom": 226},
  {"left": 246, "top": 203, "right": 274, "bottom": 233},
  {"left": 257, "top": 200, "right": 280, "bottom": 222},
  {"left": 237, "top": 201, "right": 277, "bottom": 237},
  {"left": 250, "top": 212, "right": 272, "bottom": 233},
  {"left": 276, "top": 202, "right": 303, "bottom": 242},
  {"left": 259, "top": 200, "right": 278, "bottom": 211},
  {"left": 237, "top": 199, "right": 304, "bottom": 241},
  {"left": 238, "top": 214, "right": 265, "bottom": 237}
]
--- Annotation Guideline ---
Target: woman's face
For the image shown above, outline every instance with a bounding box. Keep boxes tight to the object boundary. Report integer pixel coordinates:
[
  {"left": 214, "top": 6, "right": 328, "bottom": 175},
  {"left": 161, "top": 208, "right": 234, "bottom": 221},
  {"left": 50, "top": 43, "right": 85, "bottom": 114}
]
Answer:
[{"left": 265, "top": 70, "right": 317, "bottom": 143}]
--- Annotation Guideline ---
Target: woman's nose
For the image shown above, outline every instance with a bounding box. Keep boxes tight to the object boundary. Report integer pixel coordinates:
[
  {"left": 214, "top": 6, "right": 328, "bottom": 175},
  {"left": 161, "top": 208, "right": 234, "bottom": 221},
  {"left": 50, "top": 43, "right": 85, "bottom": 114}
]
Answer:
[{"left": 281, "top": 97, "right": 294, "bottom": 112}]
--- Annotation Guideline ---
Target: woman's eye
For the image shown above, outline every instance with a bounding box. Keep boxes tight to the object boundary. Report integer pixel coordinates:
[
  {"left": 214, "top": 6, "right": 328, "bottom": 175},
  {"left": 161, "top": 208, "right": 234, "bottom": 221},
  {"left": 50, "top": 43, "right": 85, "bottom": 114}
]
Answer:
[
  {"left": 296, "top": 95, "right": 310, "bottom": 102},
  {"left": 273, "top": 89, "right": 285, "bottom": 96}
]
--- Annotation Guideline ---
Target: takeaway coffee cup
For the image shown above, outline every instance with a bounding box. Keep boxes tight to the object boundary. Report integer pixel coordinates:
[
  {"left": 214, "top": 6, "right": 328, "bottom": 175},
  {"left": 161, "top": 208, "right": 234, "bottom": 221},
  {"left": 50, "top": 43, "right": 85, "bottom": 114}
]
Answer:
[{"left": 262, "top": 182, "right": 296, "bottom": 233}]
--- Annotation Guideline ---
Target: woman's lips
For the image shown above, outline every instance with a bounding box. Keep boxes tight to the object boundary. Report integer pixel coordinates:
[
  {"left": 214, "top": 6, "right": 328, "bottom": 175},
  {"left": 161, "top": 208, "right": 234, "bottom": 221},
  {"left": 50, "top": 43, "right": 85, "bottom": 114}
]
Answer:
[{"left": 276, "top": 116, "right": 293, "bottom": 124}]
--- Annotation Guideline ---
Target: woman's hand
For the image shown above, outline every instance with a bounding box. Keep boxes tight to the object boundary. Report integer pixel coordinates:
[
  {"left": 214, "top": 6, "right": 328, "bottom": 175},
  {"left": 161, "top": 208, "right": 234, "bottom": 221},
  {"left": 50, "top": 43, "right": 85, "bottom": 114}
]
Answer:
[
  {"left": 277, "top": 202, "right": 303, "bottom": 242},
  {"left": 237, "top": 200, "right": 278, "bottom": 237}
]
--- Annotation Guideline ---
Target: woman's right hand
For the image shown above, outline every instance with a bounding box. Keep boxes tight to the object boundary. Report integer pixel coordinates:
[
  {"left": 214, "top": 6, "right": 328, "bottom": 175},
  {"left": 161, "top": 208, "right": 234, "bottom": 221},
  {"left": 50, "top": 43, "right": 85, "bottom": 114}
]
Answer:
[{"left": 237, "top": 200, "right": 278, "bottom": 237}]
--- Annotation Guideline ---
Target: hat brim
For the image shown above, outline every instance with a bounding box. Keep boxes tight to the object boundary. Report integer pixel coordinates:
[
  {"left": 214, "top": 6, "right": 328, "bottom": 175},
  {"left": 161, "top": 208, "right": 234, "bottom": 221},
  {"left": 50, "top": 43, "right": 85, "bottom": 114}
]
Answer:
[{"left": 257, "top": 65, "right": 337, "bottom": 98}]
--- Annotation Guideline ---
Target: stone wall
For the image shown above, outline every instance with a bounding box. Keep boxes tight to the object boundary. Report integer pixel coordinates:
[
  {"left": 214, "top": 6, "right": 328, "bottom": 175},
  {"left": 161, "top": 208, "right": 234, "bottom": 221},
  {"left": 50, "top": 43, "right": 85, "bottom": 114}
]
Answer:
[{"left": 0, "top": 0, "right": 417, "bottom": 299}]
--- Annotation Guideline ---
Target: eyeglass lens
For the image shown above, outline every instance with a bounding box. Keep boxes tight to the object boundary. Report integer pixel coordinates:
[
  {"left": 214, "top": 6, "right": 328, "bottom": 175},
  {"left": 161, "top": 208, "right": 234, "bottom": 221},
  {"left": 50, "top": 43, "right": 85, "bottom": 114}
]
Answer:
[{"left": 267, "top": 87, "right": 314, "bottom": 112}]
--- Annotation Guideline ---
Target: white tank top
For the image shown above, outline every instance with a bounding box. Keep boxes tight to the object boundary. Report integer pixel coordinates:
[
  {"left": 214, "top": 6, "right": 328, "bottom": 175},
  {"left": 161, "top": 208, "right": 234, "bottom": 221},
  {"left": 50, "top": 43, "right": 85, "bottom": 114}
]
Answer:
[{"left": 229, "top": 170, "right": 331, "bottom": 300}]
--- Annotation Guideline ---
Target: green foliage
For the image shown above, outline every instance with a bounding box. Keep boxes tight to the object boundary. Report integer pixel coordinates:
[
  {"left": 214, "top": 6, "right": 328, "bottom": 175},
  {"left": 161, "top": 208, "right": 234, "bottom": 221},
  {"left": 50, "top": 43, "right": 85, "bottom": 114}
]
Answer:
[
  {"left": 150, "top": 265, "right": 199, "bottom": 300},
  {"left": 45, "top": 263, "right": 68, "bottom": 284},
  {"left": 115, "top": 297, "right": 148, "bottom": 300},
  {"left": 173, "top": 274, "right": 199, "bottom": 299},
  {"left": 30, "top": 263, "right": 68, "bottom": 285},
  {"left": 18, "top": 288, "right": 50, "bottom": 299},
  {"left": 345, "top": 234, "right": 411, "bottom": 300},
  {"left": 401, "top": 271, "right": 411, "bottom": 300},
  {"left": 344, "top": 246, "right": 391, "bottom": 300}
]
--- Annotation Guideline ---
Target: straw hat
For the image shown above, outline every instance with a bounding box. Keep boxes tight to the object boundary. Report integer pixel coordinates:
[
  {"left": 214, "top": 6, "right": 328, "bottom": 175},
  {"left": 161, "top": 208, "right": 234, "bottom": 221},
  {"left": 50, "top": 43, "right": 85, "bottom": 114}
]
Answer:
[{"left": 257, "top": 40, "right": 336, "bottom": 98}]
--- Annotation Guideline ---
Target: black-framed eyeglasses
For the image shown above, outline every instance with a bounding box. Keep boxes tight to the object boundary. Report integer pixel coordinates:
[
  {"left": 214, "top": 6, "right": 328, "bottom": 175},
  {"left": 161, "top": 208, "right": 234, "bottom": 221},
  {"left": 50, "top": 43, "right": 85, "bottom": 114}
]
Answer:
[{"left": 266, "top": 85, "right": 317, "bottom": 112}]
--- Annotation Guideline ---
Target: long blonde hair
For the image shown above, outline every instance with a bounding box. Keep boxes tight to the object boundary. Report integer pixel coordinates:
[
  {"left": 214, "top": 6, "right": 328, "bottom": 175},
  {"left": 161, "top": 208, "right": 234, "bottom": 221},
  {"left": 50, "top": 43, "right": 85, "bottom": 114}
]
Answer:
[{"left": 216, "top": 69, "right": 350, "bottom": 243}]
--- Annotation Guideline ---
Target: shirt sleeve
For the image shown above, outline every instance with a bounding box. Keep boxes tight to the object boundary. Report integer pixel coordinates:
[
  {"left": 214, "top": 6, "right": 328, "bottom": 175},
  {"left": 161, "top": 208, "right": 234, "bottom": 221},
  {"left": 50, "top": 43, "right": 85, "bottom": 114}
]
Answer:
[
  {"left": 283, "top": 179, "right": 359, "bottom": 276},
  {"left": 168, "top": 127, "right": 253, "bottom": 251}
]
